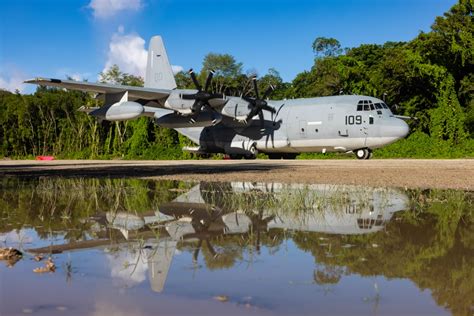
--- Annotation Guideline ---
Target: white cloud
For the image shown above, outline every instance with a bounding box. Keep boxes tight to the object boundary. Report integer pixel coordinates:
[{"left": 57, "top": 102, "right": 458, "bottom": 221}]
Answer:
[
  {"left": 103, "top": 29, "right": 148, "bottom": 78},
  {"left": 70, "top": 73, "right": 86, "bottom": 81},
  {"left": 55, "top": 68, "right": 91, "bottom": 81},
  {"left": 106, "top": 249, "right": 148, "bottom": 286},
  {"left": 0, "top": 68, "right": 27, "bottom": 93},
  {"left": 89, "top": 0, "right": 142, "bottom": 19},
  {"left": 171, "top": 65, "right": 184, "bottom": 74},
  {"left": 102, "top": 27, "right": 183, "bottom": 79}
]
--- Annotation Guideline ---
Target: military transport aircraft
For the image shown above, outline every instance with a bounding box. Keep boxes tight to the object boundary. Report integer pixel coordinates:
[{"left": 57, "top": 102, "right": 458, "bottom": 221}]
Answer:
[{"left": 25, "top": 36, "right": 409, "bottom": 159}]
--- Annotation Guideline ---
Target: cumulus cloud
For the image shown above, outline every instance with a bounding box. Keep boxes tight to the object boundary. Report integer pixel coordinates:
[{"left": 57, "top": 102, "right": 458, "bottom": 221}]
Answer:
[
  {"left": 102, "top": 28, "right": 148, "bottom": 77},
  {"left": 0, "top": 68, "right": 27, "bottom": 93},
  {"left": 89, "top": 0, "right": 143, "bottom": 19},
  {"left": 106, "top": 249, "right": 148, "bottom": 286},
  {"left": 171, "top": 65, "right": 184, "bottom": 74},
  {"left": 102, "top": 27, "right": 183, "bottom": 79},
  {"left": 55, "top": 68, "right": 91, "bottom": 81}
]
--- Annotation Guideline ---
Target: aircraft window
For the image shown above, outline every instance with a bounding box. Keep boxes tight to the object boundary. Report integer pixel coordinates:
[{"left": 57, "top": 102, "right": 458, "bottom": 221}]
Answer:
[
  {"left": 382, "top": 103, "right": 388, "bottom": 109},
  {"left": 369, "top": 117, "right": 374, "bottom": 124},
  {"left": 363, "top": 103, "right": 370, "bottom": 111},
  {"left": 375, "top": 103, "right": 382, "bottom": 109},
  {"left": 370, "top": 103, "right": 375, "bottom": 110},
  {"left": 357, "top": 104, "right": 363, "bottom": 111}
]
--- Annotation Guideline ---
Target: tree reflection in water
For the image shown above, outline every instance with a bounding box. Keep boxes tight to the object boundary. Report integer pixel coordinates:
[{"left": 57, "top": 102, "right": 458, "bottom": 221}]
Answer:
[{"left": 0, "top": 178, "right": 472, "bottom": 315}]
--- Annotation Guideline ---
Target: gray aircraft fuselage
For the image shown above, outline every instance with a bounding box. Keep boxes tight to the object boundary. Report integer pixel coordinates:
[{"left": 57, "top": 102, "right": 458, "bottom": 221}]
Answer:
[{"left": 173, "top": 94, "right": 409, "bottom": 159}]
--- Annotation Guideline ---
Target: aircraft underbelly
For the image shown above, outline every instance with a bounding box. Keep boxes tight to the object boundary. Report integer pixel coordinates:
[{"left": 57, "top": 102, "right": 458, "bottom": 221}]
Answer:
[{"left": 289, "top": 138, "right": 364, "bottom": 152}]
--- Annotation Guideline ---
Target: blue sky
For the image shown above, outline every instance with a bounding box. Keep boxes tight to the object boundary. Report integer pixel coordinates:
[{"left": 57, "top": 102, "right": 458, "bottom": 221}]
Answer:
[{"left": 0, "top": 0, "right": 456, "bottom": 93}]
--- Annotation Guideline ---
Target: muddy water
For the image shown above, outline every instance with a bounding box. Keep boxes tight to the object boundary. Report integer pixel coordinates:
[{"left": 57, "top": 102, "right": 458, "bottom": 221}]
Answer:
[{"left": 0, "top": 178, "right": 473, "bottom": 316}]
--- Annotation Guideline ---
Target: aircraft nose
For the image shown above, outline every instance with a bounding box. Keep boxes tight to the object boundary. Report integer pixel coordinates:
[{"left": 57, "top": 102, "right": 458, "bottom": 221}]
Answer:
[
  {"left": 380, "top": 118, "right": 409, "bottom": 139},
  {"left": 393, "top": 118, "right": 409, "bottom": 138}
]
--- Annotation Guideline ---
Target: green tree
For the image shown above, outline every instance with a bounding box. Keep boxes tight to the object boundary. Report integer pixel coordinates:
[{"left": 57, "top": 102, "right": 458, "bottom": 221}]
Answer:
[{"left": 312, "top": 37, "right": 343, "bottom": 58}]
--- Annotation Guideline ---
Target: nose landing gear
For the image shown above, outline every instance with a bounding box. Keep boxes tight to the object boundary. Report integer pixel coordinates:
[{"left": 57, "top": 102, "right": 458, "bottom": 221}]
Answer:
[{"left": 355, "top": 148, "right": 372, "bottom": 160}]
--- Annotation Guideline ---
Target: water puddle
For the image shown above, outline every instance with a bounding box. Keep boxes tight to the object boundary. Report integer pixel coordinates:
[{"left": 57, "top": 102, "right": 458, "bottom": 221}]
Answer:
[{"left": 0, "top": 178, "right": 473, "bottom": 315}]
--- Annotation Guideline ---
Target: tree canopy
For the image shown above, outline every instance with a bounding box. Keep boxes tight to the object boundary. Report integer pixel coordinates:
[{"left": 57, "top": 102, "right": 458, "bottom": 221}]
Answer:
[{"left": 0, "top": 0, "right": 473, "bottom": 159}]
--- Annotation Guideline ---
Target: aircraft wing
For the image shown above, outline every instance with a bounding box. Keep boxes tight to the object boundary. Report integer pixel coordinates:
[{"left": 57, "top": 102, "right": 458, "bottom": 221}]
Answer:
[{"left": 24, "top": 77, "right": 171, "bottom": 101}]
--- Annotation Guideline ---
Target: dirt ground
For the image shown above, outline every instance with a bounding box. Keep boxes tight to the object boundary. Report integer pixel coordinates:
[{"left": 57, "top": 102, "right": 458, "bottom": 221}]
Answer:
[{"left": 0, "top": 159, "right": 473, "bottom": 190}]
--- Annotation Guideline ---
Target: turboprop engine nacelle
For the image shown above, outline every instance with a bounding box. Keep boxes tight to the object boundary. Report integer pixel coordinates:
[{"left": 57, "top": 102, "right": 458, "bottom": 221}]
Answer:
[
  {"left": 164, "top": 91, "right": 195, "bottom": 114},
  {"left": 105, "top": 101, "right": 144, "bottom": 121},
  {"left": 221, "top": 96, "right": 251, "bottom": 120},
  {"left": 155, "top": 111, "right": 222, "bottom": 128}
]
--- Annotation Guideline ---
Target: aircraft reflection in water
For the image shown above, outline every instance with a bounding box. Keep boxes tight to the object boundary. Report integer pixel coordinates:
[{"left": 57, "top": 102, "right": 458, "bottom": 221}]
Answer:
[{"left": 104, "top": 183, "right": 409, "bottom": 293}]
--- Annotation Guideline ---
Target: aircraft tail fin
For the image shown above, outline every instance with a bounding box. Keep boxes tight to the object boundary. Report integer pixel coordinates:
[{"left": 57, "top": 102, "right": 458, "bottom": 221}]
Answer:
[{"left": 145, "top": 36, "right": 177, "bottom": 90}]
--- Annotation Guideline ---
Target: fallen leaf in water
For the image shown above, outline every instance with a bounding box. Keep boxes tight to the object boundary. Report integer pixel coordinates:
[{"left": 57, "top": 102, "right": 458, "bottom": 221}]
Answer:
[
  {"left": 34, "top": 255, "right": 44, "bottom": 262},
  {"left": 0, "top": 247, "right": 22, "bottom": 267},
  {"left": 33, "top": 257, "right": 56, "bottom": 273},
  {"left": 0, "top": 247, "right": 22, "bottom": 260},
  {"left": 213, "top": 295, "right": 229, "bottom": 302}
]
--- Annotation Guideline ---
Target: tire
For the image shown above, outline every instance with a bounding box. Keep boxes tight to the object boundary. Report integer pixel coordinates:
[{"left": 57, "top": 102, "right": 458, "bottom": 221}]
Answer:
[
  {"left": 244, "top": 144, "right": 258, "bottom": 160},
  {"left": 355, "top": 148, "right": 369, "bottom": 160}
]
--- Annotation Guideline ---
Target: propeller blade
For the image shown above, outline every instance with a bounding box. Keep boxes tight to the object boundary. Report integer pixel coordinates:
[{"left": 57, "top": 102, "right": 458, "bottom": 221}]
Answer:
[
  {"left": 252, "top": 76, "right": 259, "bottom": 99},
  {"left": 258, "top": 110, "right": 264, "bottom": 131},
  {"left": 242, "top": 96, "right": 253, "bottom": 104},
  {"left": 192, "top": 100, "right": 202, "bottom": 114},
  {"left": 181, "top": 93, "right": 197, "bottom": 100},
  {"left": 262, "top": 104, "right": 276, "bottom": 113},
  {"left": 209, "top": 93, "right": 224, "bottom": 99},
  {"left": 263, "top": 85, "right": 274, "bottom": 100},
  {"left": 188, "top": 68, "right": 202, "bottom": 91},
  {"left": 246, "top": 108, "right": 257, "bottom": 122},
  {"left": 204, "top": 70, "right": 214, "bottom": 92}
]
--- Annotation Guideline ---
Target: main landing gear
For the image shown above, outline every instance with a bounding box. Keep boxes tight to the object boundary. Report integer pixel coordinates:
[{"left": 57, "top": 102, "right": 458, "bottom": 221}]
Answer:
[{"left": 355, "top": 148, "right": 372, "bottom": 160}]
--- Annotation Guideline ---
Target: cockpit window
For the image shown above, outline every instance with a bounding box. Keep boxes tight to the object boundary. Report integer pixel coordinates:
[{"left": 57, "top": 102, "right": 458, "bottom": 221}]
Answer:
[
  {"left": 358, "top": 100, "right": 378, "bottom": 111},
  {"left": 381, "top": 103, "right": 388, "bottom": 109},
  {"left": 363, "top": 103, "right": 370, "bottom": 111},
  {"left": 375, "top": 103, "right": 382, "bottom": 109}
]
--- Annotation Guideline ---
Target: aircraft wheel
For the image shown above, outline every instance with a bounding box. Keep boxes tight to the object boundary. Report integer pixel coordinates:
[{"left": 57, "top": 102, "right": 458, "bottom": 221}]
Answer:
[
  {"left": 366, "top": 149, "right": 373, "bottom": 160},
  {"left": 245, "top": 145, "right": 258, "bottom": 160},
  {"left": 355, "top": 148, "right": 370, "bottom": 160}
]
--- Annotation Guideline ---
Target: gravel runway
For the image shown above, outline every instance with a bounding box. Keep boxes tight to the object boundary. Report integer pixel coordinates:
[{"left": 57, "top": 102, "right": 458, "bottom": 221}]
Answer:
[{"left": 0, "top": 159, "right": 472, "bottom": 190}]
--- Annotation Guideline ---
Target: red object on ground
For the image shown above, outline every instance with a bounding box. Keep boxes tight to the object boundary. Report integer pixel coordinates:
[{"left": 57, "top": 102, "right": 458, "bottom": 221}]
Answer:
[{"left": 36, "top": 156, "right": 55, "bottom": 161}]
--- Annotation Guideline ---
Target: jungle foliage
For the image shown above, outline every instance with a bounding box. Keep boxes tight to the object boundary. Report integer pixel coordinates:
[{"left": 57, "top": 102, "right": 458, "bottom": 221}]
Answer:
[{"left": 0, "top": 0, "right": 473, "bottom": 159}]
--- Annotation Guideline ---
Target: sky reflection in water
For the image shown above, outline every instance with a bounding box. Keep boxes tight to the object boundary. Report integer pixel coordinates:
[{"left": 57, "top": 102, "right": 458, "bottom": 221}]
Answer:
[{"left": 0, "top": 178, "right": 473, "bottom": 316}]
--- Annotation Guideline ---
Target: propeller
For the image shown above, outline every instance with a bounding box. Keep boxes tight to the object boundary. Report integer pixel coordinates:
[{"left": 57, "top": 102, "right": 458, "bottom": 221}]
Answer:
[
  {"left": 182, "top": 69, "right": 224, "bottom": 115},
  {"left": 242, "top": 76, "right": 276, "bottom": 131}
]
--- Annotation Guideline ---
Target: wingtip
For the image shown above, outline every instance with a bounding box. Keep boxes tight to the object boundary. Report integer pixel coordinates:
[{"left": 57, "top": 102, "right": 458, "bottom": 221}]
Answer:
[
  {"left": 24, "top": 77, "right": 63, "bottom": 84},
  {"left": 24, "top": 78, "right": 38, "bottom": 84}
]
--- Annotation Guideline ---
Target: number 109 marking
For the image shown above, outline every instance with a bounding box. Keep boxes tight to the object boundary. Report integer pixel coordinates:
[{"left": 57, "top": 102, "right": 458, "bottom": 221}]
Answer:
[{"left": 345, "top": 115, "right": 362, "bottom": 125}]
